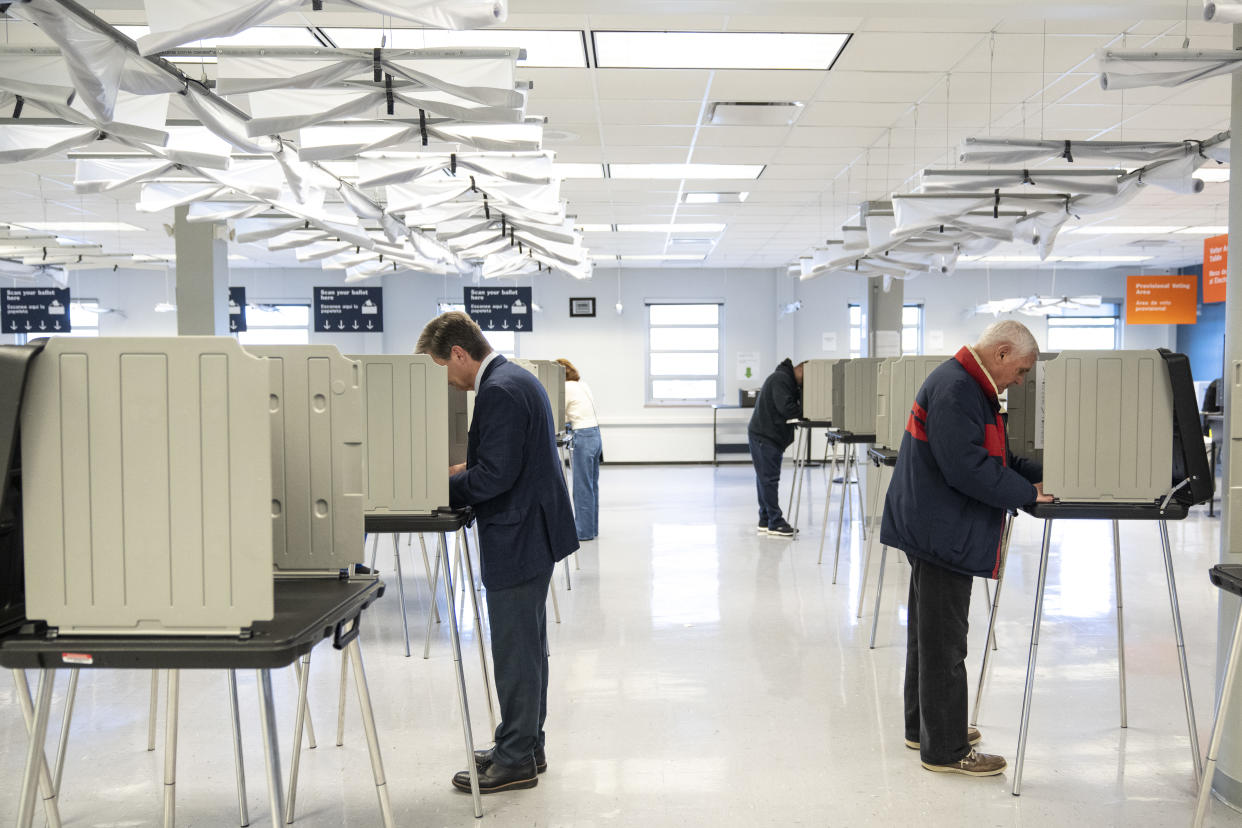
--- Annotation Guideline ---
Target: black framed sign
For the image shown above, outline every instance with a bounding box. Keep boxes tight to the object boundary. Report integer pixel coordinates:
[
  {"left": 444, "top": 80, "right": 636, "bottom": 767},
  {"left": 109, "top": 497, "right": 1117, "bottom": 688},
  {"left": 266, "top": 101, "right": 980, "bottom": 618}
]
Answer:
[
  {"left": 569, "top": 297, "right": 596, "bottom": 317},
  {"left": 464, "top": 286, "right": 533, "bottom": 332},
  {"left": 315, "top": 286, "right": 384, "bottom": 332},
  {"left": 3, "top": 287, "right": 70, "bottom": 334},
  {"left": 228, "top": 286, "right": 247, "bottom": 332}
]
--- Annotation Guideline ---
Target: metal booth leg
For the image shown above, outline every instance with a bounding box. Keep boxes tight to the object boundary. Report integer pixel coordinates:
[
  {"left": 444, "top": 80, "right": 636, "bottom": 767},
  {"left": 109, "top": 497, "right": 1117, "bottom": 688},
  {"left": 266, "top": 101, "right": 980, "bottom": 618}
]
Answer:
[
  {"left": 53, "top": 668, "right": 79, "bottom": 796},
  {"left": 286, "top": 648, "right": 315, "bottom": 823},
  {"left": 291, "top": 659, "right": 317, "bottom": 748},
  {"left": 148, "top": 669, "right": 160, "bottom": 751},
  {"left": 981, "top": 580, "right": 997, "bottom": 651},
  {"left": 15, "top": 669, "right": 57, "bottom": 828},
  {"left": 857, "top": 463, "right": 887, "bottom": 619},
  {"left": 857, "top": 449, "right": 868, "bottom": 543},
  {"left": 12, "top": 669, "right": 62, "bottom": 828},
  {"left": 1113, "top": 520, "right": 1128, "bottom": 728},
  {"left": 256, "top": 669, "right": 285, "bottom": 828},
  {"left": 346, "top": 638, "right": 396, "bottom": 827},
  {"left": 163, "top": 669, "right": 180, "bottom": 828},
  {"left": 869, "top": 545, "right": 890, "bottom": 649},
  {"left": 790, "top": 428, "right": 807, "bottom": 532},
  {"left": 227, "top": 670, "right": 251, "bottom": 828},
  {"left": 439, "top": 531, "right": 483, "bottom": 817},
  {"left": 1193, "top": 600, "right": 1242, "bottom": 828},
  {"left": 831, "top": 445, "right": 856, "bottom": 584},
  {"left": 367, "top": 532, "right": 379, "bottom": 571},
  {"left": 549, "top": 571, "right": 563, "bottom": 624},
  {"left": 786, "top": 426, "right": 804, "bottom": 522},
  {"left": 972, "top": 514, "right": 1013, "bottom": 727},
  {"left": 393, "top": 532, "right": 412, "bottom": 657},
  {"left": 418, "top": 534, "right": 442, "bottom": 623},
  {"left": 424, "top": 535, "right": 444, "bottom": 659},
  {"left": 458, "top": 527, "right": 498, "bottom": 734},
  {"left": 1159, "top": 519, "right": 1203, "bottom": 779},
  {"left": 336, "top": 647, "right": 350, "bottom": 747},
  {"left": 1013, "top": 518, "right": 1054, "bottom": 796},
  {"left": 816, "top": 448, "right": 841, "bottom": 565}
]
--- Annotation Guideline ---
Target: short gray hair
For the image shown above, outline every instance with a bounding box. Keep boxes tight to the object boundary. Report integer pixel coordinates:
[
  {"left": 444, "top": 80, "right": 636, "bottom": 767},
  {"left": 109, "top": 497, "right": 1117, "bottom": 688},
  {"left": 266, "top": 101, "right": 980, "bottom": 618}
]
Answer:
[{"left": 975, "top": 319, "right": 1038, "bottom": 359}]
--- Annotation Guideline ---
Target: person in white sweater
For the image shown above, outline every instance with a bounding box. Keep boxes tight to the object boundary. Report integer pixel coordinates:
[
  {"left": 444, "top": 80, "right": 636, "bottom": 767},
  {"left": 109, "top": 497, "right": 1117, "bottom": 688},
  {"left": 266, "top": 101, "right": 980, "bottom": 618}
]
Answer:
[{"left": 556, "top": 358, "right": 602, "bottom": 541}]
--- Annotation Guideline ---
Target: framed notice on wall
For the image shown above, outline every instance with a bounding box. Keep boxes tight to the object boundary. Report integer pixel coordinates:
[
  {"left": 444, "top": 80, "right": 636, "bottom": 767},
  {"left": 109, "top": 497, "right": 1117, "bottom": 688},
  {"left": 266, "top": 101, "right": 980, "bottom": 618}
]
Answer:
[{"left": 569, "top": 297, "right": 596, "bottom": 317}]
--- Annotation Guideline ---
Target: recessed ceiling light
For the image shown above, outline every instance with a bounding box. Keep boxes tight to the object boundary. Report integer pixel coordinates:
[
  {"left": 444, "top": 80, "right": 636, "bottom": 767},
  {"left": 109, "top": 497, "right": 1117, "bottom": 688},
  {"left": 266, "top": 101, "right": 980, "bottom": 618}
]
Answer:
[
  {"left": 610, "top": 164, "right": 764, "bottom": 180},
  {"left": 1065, "top": 226, "right": 1183, "bottom": 235},
  {"left": 1060, "top": 255, "right": 1153, "bottom": 262},
  {"left": 592, "top": 31, "right": 850, "bottom": 70},
  {"left": 15, "top": 222, "right": 145, "bottom": 232},
  {"left": 1175, "top": 225, "right": 1229, "bottom": 234},
  {"left": 574, "top": 223, "right": 614, "bottom": 232},
  {"left": 320, "top": 28, "right": 588, "bottom": 67},
  {"left": 708, "top": 102, "right": 803, "bottom": 126},
  {"left": 616, "top": 223, "right": 725, "bottom": 233},
  {"left": 683, "top": 192, "right": 749, "bottom": 204},
  {"left": 1194, "top": 168, "right": 1230, "bottom": 183},
  {"left": 556, "top": 163, "right": 607, "bottom": 179},
  {"left": 619, "top": 254, "right": 706, "bottom": 261}
]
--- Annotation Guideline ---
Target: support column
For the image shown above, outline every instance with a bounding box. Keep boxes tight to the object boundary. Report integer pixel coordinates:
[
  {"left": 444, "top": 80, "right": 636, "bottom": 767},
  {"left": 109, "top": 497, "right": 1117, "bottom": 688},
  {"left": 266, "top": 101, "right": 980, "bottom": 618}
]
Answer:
[
  {"left": 1209, "top": 21, "right": 1242, "bottom": 808},
  {"left": 173, "top": 204, "right": 229, "bottom": 335},
  {"left": 866, "top": 276, "right": 904, "bottom": 357}
]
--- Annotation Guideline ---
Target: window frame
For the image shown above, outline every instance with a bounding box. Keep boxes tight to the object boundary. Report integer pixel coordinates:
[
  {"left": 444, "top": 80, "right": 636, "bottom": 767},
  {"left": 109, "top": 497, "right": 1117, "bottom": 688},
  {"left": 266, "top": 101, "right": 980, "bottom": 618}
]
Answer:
[
  {"left": 236, "top": 302, "right": 311, "bottom": 346},
  {"left": 1046, "top": 302, "right": 1121, "bottom": 351},
  {"left": 645, "top": 300, "right": 724, "bottom": 406},
  {"left": 902, "top": 303, "right": 924, "bottom": 355}
]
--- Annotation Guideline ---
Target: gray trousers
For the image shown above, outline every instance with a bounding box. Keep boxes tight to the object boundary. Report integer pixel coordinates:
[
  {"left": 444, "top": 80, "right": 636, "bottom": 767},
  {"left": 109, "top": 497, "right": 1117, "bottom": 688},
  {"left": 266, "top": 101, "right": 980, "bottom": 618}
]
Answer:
[{"left": 486, "top": 566, "right": 553, "bottom": 768}]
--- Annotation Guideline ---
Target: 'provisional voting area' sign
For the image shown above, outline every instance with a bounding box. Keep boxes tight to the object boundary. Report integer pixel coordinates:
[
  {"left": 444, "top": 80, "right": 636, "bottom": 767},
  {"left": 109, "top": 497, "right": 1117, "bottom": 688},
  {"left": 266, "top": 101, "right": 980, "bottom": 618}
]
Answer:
[
  {"left": 1125, "top": 275, "right": 1197, "bottom": 324},
  {"left": 315, "top": 287, "right": 383, "bottom": 332},
  {"left": 465, "top": 286, "right": 533, "bottom": 332},
  {"left": 3, "top": 288, "right": 71, "bottom": 334},
  {"left": 229, "top": 286, "right": 247, "bottom": 332}
]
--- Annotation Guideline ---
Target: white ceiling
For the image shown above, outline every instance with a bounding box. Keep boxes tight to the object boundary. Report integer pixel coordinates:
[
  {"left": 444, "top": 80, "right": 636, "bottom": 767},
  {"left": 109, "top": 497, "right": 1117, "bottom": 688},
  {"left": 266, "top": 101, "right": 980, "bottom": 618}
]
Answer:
[{"left": 0, "top": 0, "right": 1233, "bottom": 273}]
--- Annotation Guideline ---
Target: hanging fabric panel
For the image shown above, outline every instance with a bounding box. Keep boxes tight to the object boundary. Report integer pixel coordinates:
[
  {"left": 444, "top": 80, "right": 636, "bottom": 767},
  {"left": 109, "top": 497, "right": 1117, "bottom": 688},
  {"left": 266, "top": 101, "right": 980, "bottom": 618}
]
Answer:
[
  {"left": 1098, "top": 48, "right": 1242, "bottom": 90},
  {"left": 0, "top": 125, "right": 100, "bottom": 163}
]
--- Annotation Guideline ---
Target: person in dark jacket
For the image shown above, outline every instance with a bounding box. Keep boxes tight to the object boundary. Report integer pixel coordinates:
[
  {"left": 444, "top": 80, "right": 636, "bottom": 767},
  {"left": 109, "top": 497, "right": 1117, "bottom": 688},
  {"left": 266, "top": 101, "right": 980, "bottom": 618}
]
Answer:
[
  {"left": 880, "top": 319, "right": 1051, "bottom": 778},
  {"left": 748, "top": 357, "right": 805, "bottom": 537},
  {"left": 417, "top": 311, "right": 579, "bottom": 794}
]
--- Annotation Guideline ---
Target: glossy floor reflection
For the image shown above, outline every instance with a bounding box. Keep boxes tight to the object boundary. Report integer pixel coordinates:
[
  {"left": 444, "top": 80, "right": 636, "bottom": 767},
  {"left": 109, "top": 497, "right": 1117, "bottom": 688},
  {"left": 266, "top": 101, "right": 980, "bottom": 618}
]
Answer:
[{"left": 2, "top": 462, "right": 1240, "bottom": 826}]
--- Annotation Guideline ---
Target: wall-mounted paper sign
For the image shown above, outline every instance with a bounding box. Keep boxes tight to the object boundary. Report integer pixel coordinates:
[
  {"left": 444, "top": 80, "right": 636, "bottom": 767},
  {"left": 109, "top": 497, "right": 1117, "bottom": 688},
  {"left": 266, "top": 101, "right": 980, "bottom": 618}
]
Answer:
[
  {"left": 928, "top": 329, "right": 944, "bottom": 350},
  {"left": 874, "top": 330, "right": 901, "bottom": 357},
  {"left": 822, "top": 332, "right": 837, "bottom": 352},
  {"left": 737, "top": 351, "right": 760, "bottom": 381}
]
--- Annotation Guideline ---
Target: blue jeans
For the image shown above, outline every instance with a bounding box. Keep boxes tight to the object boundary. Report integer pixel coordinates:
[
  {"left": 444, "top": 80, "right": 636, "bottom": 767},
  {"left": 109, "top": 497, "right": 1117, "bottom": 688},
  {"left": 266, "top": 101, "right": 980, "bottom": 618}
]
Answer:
[
  {"left": 748, "top": 434, "right": 785, "bottom": 528},
  {"left": 570, "top": 426, "right": 601, "bottom": 540}
]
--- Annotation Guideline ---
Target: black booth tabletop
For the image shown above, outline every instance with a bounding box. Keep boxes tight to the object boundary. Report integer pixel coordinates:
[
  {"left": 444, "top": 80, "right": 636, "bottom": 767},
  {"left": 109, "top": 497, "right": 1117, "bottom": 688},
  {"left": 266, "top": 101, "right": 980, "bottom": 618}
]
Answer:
[
  {"left": 867, "top": 447, "right": 899, "bottom": 466},
  {"left": 789, "top": 419, "right": 833, "bottom": 428},
  {"left": 1021, "top": 501, "right": 1189, "bottom": 521},
  {"left": 365, "top": 507, "right": 473, "bottom": 534},
  {"left": 1209, "top": 564, "right": 1242, "bottom": 598},
  {"left": 825, "top": 430, "right": 876, "bottom": 444},
  {"left": 0, "top": 577, "right": 384, "bottom": 671}
]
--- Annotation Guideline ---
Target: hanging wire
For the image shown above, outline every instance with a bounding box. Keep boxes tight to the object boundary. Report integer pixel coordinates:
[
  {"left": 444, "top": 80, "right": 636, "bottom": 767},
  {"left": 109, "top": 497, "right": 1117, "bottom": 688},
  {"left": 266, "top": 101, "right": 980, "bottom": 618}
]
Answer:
[
  {"left": 987, "top": 31, "right": 996, "bottom": 137},
  {"left": 945, "top": 72, "right": 952, "bottom": 167},
  {"left": 1184, "top": 0, "right": 1192, "bottom": 48},
  {"left": 1040, "top": 19, "right": 1047, "bottom": 141}
]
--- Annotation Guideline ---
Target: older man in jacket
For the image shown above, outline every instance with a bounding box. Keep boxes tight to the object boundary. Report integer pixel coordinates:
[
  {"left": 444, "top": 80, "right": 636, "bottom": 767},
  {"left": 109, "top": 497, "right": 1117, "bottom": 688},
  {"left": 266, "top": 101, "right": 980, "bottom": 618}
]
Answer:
[
  {"left": 881, "top": 319, "right": 1052, "bottom": 777},
  {"left": 417, "top": 311, "right": 578, "bottom": 794}
]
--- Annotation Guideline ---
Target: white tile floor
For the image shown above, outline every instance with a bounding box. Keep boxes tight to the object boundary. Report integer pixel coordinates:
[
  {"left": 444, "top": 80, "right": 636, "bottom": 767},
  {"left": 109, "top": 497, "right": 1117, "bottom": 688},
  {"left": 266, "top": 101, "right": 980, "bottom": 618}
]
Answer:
[{"left": 3, "top": 462, "right": 1242, "bottom": 827}]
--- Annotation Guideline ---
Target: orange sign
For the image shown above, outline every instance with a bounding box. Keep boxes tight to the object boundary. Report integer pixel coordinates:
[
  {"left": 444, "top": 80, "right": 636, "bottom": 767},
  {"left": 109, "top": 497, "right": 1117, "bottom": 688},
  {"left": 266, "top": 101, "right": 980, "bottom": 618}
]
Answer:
[
  {"left": 1126, "top": 275, "right": 1197, "bottom": 324},
  {"left": 1204, "top": 234, "right": 1228, "bottom": 303}
]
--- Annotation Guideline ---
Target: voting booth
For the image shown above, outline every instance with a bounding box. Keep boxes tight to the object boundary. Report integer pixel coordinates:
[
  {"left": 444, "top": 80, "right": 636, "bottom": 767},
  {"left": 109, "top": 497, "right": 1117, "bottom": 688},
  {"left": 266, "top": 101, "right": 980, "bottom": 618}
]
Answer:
[
  {"left": 831, "top": 358, "right": 882, "bottom": 435},
  {"left": 21, "top": 337, "right": 273, "bottom": 635},
  {"left": 874, "top": 355, "right": 949, "bottom": 452},
  {"left": 514, "top": 358, "right": 567, "bottom": 433},
  {"left": 246, "top": 345, "right": 365, "bottom": 573},
  {"left": 802, "top": 359, "right": 838, "bottom": 422}
]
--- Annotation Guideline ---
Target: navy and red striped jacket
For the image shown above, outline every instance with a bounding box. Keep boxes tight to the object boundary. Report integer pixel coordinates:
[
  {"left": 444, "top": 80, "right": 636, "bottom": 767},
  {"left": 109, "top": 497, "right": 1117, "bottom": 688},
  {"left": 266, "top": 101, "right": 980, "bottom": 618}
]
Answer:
[{"left": 879, "top": 346, "right": 1041, "bottom": 579}]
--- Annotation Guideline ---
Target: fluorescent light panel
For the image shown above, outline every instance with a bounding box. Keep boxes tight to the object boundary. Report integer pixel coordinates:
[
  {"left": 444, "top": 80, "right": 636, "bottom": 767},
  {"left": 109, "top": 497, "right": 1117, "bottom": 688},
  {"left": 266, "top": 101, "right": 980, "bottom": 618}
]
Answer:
[
  {"left": 1175, "top": 226, "right": 1229, "bottom": 234},
  {"left": 574, "top": 223, "right": 614, "bottom": 232},
  {"left": 321, "top": 28, "right": 587, "bottom": 67},
  {"left": 684, "top": 192, "right": 749, "bottom": 204},
  {"left": 1066, "top": 225, "right": 1183, "bottom": 235},
  {"left": 15, "top": 222, "right": 145, "bottom": 232},
  {"left": 556, "top": 163, "right": 607, "bottom": 179},
  {"left": 610, "top": 164, "right": 764, "bottom": 180},
  {"left": 619, "top": 254, "right": 706, "bottom": 261},
  {"left": 592, "top": 31, "right": 850, "bottom": 70},
  {"left": 616, "top": 223, "right": 725, "bottom": 233}
]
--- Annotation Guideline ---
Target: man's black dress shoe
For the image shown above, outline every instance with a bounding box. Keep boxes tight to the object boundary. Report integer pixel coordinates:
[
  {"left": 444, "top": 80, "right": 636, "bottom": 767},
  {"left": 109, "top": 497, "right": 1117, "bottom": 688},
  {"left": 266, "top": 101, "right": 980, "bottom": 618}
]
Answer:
[
  {"left": 452, "top": 757, "right": 538, "bottom": 793},
  {"left": 473, "top": 745, "right": 547, "bottom": 773}
]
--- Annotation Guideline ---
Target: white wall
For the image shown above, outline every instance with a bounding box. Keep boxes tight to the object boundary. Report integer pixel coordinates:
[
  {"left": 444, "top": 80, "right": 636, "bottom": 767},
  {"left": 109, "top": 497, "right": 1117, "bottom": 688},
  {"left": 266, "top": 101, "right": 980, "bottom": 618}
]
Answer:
[{"left": 3, "top": 261, "right": 1178, "bottom": 462}]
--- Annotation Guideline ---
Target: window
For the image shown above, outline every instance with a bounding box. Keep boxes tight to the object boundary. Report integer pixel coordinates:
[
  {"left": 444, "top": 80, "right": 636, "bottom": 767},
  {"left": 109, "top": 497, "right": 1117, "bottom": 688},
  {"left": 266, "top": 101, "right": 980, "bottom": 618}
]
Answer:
[
  {"left": 902, "top": 304, "right": 924, "bottom": 355},
  {"left": 646, "top": 302, "right": 722, "bottom": 404},
  {"left": 1047, "top": 303, "right": 1120, "bottom": 351},
  {"left": 238, "top": 304, "right": 310, "bottom": 346},
  {"left": 848, "top": 303, "right": 866, "bottom": 358},
  {"left": 438, "top": 300, "right": 516, "bottom": 357}
]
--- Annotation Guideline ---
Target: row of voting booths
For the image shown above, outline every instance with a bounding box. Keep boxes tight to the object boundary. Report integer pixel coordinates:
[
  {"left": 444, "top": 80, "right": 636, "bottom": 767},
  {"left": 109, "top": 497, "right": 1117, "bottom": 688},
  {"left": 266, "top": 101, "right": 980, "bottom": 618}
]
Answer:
[
  {"left": 794, "top": 348, "right": 1214, "bottom": 797},
  {"left": 0, "top": 337, "right": 570, "bottom": 827}
]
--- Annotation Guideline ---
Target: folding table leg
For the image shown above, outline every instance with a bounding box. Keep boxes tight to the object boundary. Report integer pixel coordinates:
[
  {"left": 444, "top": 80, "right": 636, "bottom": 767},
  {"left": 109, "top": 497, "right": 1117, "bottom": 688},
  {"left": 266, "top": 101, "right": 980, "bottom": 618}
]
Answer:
[
  {"left": 1159, "top": 519, "right": 1202, "bottom": 779},
  {"left": 1013, "top": 518, "right": 1054, "bottom": 796},
  {"left": 439, "top": 530, "right": 483, "bottom": 817},
  {"left": 16, "top": 669, "right": 57, "bottom": 828},
  {"left": 393, "top": 532, "right": 412, "bottom": 657},
  {"left": 12, "top": 669, "right": 62, "bottom": 828},
  {"left": 816, "top": 450, "right": 841, "bottom": 565},
  {"left": 972, "top": 515, "right": 1014, "bottom": 726},
  {"left": 981, "top": 580, "right": 997, "bottom": 651},
  {"left": 346, "top": 639, "right": 395, "bottom": 828},
  {"left": 336, "top": 647, "right": 350, "bottom": 747},
  {"left": 563, "top": 555, "right": 573, "bottom": 591},
  {"left": 367, "top": 532, "right": 379, "bottom": 571},
  {"left": 458, "top": 527, "right": 497, "bottom": 734},
  {"left": 1113, "top": 520, "right": 1128, "bottom": 728},
  {"left": 419, "top": 534, "right": 441, "bottom": 624},
  {"left": 53, "top": 668, "right": 79, "bottom": 795},
  {"left": 857, "top": 449, "right": 868, "bottom": 543},
  {"left": 869, "top": 545, "right": 890, "bottom": 649},
  {"left": 549, "top": 574, "right": 563, "bottom": 624},
  {"left": 831, "top": 447, "right": 856, "bottom": 584},
  {"left": 148, "top": 670, "right": 160, "bottom": 751},
  {"left": 163, "top": 669, "right": 180, "bottom": 828},
  {"left": 857, "top": 463, "right": 887, "bottom": 619},
  {"left": 286, "top": 649, "right": 315, "bottom": 822},
  {"left": 291, "top": 659, "right": 317, "bottom": 748},
  {"left": 790, "top": 429, "right": 807, "bottom": 532},
  {"left": 256, "top": 669, "right": 285, "bottom": 827},
  {"left": 424, "top": 537, "right": 444, "bottom": 659},
  {"left": 1193, "top": 601, "right": 1242, "bottom": 828},
  {"left": 786, "top": 426, "right": 804, "bottom": 521},
  {"left": 227, "top": 670, "right": 250, "bottom": 828}
]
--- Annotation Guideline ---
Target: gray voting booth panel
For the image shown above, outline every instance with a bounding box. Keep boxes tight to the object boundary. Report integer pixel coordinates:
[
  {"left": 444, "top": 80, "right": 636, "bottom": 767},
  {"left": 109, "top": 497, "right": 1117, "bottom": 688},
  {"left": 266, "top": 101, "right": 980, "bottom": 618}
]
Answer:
[
  {"left": 875, "top": 356, "right": 949, "bottom": 451},
  {"left": 832, "top": 358, "right": 883, "bottom": 434},
  {"left": 1042, "top": 350, "right": 1175, "bottom": 503},
  {"left": 352, "top": 355, "right": 450, "bottom": 516},
  {"left": 802, "top": 359, "right": 838, "bottom": 422},
  {"left": 1006, "top": 353, "right": 1056, "bottom": 464},
  {"left": 515, "top": 359, "right": 567, "bottom": 432},
  {"left": 448, "top": 387, "right": 469, "bottom": 467},
  {"left": 22, "top": 337, "right": 273, "bottom": 634},
  {"left": 247, "top": 346, "right": 364, "bottom": 572}
]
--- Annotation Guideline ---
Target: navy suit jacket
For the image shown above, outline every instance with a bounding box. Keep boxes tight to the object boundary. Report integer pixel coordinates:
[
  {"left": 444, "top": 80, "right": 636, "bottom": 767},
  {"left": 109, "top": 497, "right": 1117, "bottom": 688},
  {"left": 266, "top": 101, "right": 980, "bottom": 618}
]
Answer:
[{"left": 449, "top": 355, "right": 579, "bottom": 589}]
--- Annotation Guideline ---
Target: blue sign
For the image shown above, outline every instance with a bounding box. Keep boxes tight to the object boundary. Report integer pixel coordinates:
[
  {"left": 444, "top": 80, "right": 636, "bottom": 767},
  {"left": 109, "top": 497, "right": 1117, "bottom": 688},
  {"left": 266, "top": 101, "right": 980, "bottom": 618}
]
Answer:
[
  {"left": 3, "top": 288, "right": 71, "bottom": 334},
  {"left": 229, "top": 286, "right": 247, "bottom": 333},
  {"left": 315, "top": 287, "right": 383, "bottom": 333},
  {"left": 465, "top": 286, "right": 533, "bottom": 332}
]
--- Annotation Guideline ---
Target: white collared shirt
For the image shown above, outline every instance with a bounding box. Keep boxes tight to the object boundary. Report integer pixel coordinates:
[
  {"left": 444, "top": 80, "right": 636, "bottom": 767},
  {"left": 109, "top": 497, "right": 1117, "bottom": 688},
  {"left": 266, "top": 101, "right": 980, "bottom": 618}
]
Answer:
[
  {"left": 474, "top": 351, "right": 501, "bottom": 393},
  {"left": 965, "top": 345, "right": 1000, "bottom": 398}
]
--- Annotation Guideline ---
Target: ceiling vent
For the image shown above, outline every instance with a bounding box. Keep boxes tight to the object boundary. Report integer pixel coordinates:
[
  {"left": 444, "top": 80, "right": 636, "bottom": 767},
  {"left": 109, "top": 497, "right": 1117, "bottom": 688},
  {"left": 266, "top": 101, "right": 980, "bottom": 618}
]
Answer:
[{"left": 707, "top": 102, "right": 803, "bottom": 126}]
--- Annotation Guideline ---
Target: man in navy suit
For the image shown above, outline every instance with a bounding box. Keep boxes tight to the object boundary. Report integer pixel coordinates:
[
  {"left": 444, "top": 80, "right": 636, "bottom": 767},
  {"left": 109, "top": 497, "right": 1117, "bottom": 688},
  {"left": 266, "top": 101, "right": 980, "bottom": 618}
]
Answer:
[{"left": 417, "top": 311, "right": 579, "bottom": 794}]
